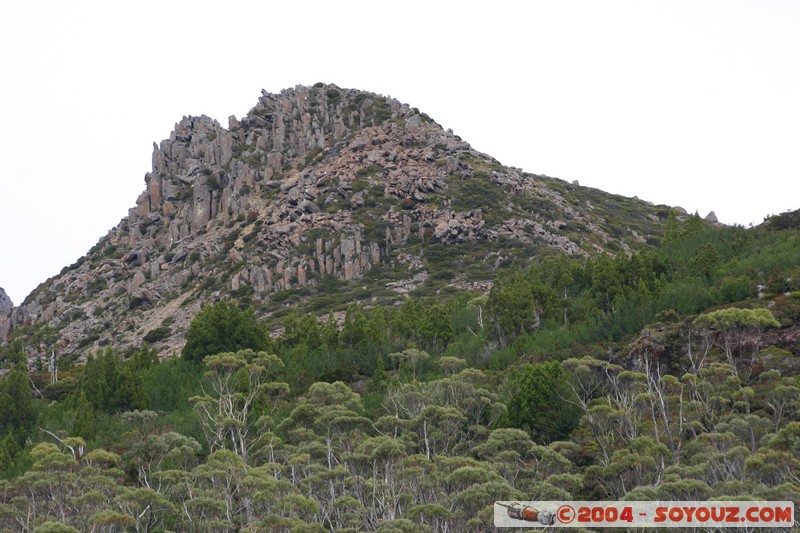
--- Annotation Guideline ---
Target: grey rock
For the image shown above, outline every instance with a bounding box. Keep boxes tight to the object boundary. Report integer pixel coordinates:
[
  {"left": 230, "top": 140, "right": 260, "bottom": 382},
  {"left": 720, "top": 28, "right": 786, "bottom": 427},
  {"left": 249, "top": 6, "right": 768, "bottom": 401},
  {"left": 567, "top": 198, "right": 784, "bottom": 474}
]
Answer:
[
  {"left": 0, "top": 288, "right": 12, "bottom": 314},
  {"left": 287, "top": 187, "right": 302, "bottom": 204},
  {"left": 128, "top": 271, "right": 146, "bottom": 294},
  {"left": 351, "top": 191, "right": 365, "bottom": 208},
  {"left": 300, "top": 199, "right": 320, "bottom": 213}
]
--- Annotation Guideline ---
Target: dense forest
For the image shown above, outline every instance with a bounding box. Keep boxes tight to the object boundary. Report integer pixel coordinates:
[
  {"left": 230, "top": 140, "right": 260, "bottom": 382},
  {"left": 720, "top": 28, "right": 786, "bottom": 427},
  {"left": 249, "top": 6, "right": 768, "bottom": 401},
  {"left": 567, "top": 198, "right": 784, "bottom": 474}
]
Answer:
[{"left": 1, "top": 212, "right": 800, "bottom": 532}]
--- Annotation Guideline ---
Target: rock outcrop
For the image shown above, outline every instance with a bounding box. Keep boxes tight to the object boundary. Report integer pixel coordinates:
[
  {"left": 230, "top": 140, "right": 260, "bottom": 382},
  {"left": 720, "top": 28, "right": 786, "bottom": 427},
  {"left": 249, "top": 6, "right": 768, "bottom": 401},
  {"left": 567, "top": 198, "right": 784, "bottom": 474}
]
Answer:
[
  {"left": 2, "top": 83, "right": 673, "bottom": 361},
  {"left": 0, "top": 288, "right": 11, "bottom": 341},
  {"left": 0, "top": 288, "right": 11, "bottom": 315}
]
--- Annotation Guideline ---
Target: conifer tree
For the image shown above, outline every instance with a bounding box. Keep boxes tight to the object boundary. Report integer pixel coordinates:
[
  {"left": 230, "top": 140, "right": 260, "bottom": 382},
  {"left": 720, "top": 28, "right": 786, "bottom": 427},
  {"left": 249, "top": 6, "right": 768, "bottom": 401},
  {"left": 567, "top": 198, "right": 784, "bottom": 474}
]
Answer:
[
  {"left": 183, "top": 301, "right": 272, "bottom": 363},
  {"left": 0, "top": 367, "right": 36, "bottom": 446},
  {"left": 71, "top": 390, "right": 96, "bottom": 440}
]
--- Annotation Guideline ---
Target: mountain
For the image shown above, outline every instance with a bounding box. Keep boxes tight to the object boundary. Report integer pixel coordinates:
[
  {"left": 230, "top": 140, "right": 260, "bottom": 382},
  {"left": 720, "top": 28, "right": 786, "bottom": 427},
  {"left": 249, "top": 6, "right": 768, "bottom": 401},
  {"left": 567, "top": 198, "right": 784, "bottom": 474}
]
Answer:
[
  {"left": 1, "top": 83, "right": 680, "bottom": 361},
  {"left": 2, "top": 86, "right": 798, "bottom": 532}
]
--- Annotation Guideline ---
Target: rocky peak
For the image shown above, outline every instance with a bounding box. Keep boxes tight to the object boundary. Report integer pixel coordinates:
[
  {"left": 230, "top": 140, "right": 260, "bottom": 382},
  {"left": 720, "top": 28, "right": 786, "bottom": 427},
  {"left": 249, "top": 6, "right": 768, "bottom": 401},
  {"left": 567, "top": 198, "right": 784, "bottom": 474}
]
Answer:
[
  {"left": 4, "top": 83, "right": 673, "bottom": 360},
  {"left": 127, "top": 84, "right": 425, "bottom": 245}
]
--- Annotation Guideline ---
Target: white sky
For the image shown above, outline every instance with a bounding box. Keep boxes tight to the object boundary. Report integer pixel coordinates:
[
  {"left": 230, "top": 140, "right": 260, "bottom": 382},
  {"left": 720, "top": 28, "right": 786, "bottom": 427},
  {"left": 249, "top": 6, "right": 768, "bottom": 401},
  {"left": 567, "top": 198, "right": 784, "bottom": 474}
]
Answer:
[{"left": 1, "top": 1, "right": 799, "bottom": 305}]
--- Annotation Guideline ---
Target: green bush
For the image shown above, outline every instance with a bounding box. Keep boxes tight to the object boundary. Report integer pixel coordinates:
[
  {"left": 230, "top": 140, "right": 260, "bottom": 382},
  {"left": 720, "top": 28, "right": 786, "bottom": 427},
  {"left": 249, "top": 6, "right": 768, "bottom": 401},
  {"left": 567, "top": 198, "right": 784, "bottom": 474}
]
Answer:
[
  {"left": 142, "top": 357, "right": 203, "bottom": 412},
  {"left": 142, "top": 326, "right": 171, "bottom": 344},
  {"left": 325, "top": 88, "right": 341, "bottom": 102},
  {"left": 182, "top": 301, "right": 272, "bottom": 363},
  {"left": 504, "top": 360, "right": 582, "bottom": 443}
]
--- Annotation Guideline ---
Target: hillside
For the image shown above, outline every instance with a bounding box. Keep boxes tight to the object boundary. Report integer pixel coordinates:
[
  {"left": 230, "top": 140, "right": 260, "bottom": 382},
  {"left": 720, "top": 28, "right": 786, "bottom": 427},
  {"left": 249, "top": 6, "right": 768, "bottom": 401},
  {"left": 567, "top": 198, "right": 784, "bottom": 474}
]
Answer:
[
  {"left": 1, "top": 83, "right": 678, "bottom": 361},
  {"left": 0, "top": 83, "right": 799, "bottom": 531},
  {"left": 0, "top": 211, "right": 798, "bottom": 531}
]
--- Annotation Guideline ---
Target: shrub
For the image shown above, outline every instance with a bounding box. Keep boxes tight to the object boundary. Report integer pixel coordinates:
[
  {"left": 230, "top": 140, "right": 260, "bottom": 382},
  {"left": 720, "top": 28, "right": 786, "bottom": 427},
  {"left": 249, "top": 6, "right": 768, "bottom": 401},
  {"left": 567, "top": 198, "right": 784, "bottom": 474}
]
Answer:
[
  {"left": 142, "top": 326, "right": 171, "bottom": 344},
  {"left": 326, "top": 88, "right": 341, "bottom": 103},
  {"left": 504, "top": 360, "right": 582, "bottom": 443},
  {"left": 182, "top": 301, "right": 272, "bottom": 363}
]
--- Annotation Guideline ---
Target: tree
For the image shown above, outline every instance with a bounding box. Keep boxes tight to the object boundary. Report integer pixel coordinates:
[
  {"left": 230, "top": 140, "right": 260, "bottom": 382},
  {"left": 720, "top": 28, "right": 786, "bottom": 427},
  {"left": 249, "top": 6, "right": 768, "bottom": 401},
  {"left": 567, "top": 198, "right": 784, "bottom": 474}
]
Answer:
[
  {"left": 505, "top": 361, "right": 582, "bottom": 444},
  {"left": 33, "top": 522, "right": 81, "bottom": 533},
  {"left": 388, "top": 349, "right": 430, "bottom": 382},
  {"left": 71, "top": 390, "right": 96, "bottom": 440},
  {"left": 588, "top": 255, "right": 624, "bottom": 315},
  {"left": 14, "top": 442, "right": 80, "bottom": 526},
  {"left": 0, "top": 338, "right": 25, "bottom": 368},
  {"left": 662, "top": 211, "right": 682, "bottom": 243},
  {"left": 438, "top": 356, "right": 466, "bottom": 377},
  {"left": 141, "top": 356, "right": 202, "bottom": 412},
  {"left": 419, "top": 305, "right": 454, "bottom": 353},
  {"left": 190, "top": 350, "right": 286, "bottom": 463},
  {"left": 81, "top": 353, "right": 109, "bottom": 411},
  {"left": 81, "top": 349, "right": 147, "bottom": 413},
  {"left": 182, "top": 301, "right": 272, "bottom": 363},
  {"left": 0, "top": 367, "right": 36, "bottom": 446},
  {"left": 342, "top": 304, "right": 387, "bottom": 362},
  {"left": 114, "top": 487, "right": 175, "bottom": 533},
  {"left": 688, "top": 243, "right": 720, "bottom": 280},
  {"left": 113, "top": 366, "right": 148, "bottom": 412},
  {"left": 694, "top": 307, "right": 781, "bottom": 381},
  {"left": 282, "top": 310, "right": 322, "bottom": 348},
  {"left": 413, "top": 406, "right": 466, "bottom": 459},
  {"left": 125, "top": 428, "right": 201, "bottom": 490},
  {"left": 389, "top": 299, "right": 423, "bottom": 345},
  {"left": 487, "top": 267, "right": 559, "bottom": 344},
  {"left": 125, "top": 344, "right": 159, "bottom": 374},
  {"left": 0, "top": 432, "right": 20, "bottom": 475},
  {"left": 585, "top": 436, "right": 669, "bottom": 499}
]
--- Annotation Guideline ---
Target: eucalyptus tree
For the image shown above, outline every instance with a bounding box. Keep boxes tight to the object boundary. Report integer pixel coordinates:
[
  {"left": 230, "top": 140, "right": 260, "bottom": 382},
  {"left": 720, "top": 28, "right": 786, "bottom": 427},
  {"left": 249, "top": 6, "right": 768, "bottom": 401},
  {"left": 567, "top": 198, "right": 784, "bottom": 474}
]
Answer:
[
  {"left": 190, "top": 349, "right": 287, "bottom": 463},
  {"left": 693, "top": 308, "right": 780, "bottom": 381}
]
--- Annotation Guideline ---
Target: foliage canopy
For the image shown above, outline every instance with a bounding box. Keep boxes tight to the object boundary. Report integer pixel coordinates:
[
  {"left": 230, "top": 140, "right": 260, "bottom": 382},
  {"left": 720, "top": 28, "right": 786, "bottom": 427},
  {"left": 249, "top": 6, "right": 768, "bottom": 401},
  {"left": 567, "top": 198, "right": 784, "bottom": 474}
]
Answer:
[{"left": 182, "top": 301, "right": 272, "bottom": 363}]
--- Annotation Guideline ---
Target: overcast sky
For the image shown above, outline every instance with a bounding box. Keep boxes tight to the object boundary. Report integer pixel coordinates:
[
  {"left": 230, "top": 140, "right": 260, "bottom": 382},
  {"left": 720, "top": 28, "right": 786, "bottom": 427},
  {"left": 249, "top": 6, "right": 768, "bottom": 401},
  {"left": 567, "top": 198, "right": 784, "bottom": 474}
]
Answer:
[{"left": 1, "top": 1, "right": 799, "bottom": 305}]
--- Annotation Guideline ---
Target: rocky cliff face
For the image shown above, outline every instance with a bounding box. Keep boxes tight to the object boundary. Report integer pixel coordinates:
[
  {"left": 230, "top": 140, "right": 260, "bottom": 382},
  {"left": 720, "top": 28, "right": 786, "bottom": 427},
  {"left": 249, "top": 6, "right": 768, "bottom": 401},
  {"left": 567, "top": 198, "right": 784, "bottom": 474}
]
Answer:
[
  {"left": 3, "top": 83, "right": 675, "bottom": 362},
  {"left": 0, "top": 288, "right": 12, "bottom": 341},
  {"left": 0, "top": 288, "right": 11, "bottom": 315}
]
